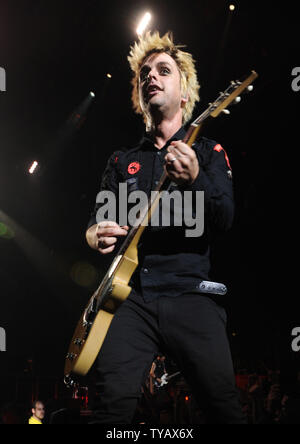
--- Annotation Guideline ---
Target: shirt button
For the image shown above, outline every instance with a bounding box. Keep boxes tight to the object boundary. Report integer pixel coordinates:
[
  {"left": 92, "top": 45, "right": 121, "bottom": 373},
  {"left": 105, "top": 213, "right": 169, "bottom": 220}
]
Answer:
[
  {"left": 157, "top": 151, "right": 161, "bottom": 156},
  {"left": 143, "top": 268, "right": 149, "bottom": 274},
  {"left": 155, "top": 180, "right": 159, "bottom": 185}
]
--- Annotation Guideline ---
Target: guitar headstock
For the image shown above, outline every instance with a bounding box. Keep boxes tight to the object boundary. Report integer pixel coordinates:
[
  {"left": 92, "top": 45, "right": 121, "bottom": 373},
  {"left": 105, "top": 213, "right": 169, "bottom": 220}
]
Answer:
[{"left": 193, "top": 71, "right": 258, "bottom": 125}]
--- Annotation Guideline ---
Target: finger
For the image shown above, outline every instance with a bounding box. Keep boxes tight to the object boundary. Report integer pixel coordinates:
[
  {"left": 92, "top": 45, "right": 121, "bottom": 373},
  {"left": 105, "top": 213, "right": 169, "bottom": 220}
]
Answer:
[
  {"left": 97, "top": 221, "right": 119, "bottom": 228},
  {"left": 165, "top": 150, "right": 184, "bottom": 164},
  {"left": 165, "top": 152, "right": 185, "bottom": 171},
  {"left": 166, "top": 147, "right": 191, "bottom": 170},
  {"left": 167, "top": 145, "right": 186, "bottom": 159},
  {"left": 165, "top": 152, "right": 181, "bottom": 165},
  {"left": 97, "top": 227, "right": 129, "bottom": 237},
  {"left": 169, "top": 140, "right": 192, "bottom": 156},
  {"left": 97, "top": 222, "right": 129, "bottom": 232},
  {"left": 166, "top": 163, "right": 192, "bottom": 182},
  {"left": 98, "top": 237, "right": 117, "bottom": 248},
  {"left": 165, "top": 160, "right": 184, "bottom": 175},
  {"left": 98, "top": 245, "right": 115, "bottom": 255},
  {"left": 170, "top": 152, "right": 190, "bottom": 168}
]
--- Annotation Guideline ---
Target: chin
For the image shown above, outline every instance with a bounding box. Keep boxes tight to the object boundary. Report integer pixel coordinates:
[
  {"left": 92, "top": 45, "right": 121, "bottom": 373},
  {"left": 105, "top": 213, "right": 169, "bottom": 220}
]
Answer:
[{"left": 148, "top": 98, "right": 165, "bottom": 109}]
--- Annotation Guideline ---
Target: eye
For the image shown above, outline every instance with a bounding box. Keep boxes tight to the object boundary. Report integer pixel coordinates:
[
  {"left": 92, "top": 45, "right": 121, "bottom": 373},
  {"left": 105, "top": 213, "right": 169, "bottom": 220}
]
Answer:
[
  {"left": 160, "top": 67, "right": 170, "bottom": 75},
  {"left": 140, "top": 70, "right": 149, "bottom": 82}
]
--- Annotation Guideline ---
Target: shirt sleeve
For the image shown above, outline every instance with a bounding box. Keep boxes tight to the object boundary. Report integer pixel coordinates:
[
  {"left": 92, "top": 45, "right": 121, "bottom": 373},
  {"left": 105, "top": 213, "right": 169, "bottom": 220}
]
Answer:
[
  {"left": 180, "top": 140, "right": 234, "bottom": 232},
  {"left": 87, "top": 150, "right": 124, "bottom": 230}
]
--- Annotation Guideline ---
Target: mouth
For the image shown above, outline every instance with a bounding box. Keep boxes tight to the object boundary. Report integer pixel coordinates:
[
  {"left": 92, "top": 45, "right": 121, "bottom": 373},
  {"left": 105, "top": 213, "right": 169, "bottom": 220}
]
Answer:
[{"left": 146, "top": 85, "right": 162, "bottom": 99}]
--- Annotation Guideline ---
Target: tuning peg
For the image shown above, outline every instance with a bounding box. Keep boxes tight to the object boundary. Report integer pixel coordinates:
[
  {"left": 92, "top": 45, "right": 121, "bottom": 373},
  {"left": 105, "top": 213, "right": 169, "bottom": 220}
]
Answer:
[
  {"left": 247, "top": 85, "right": 254, "bottom": 92},
  {"left": 221, "top": 109, "right": 230, "bottom": 115},
  {"left": 234, "top": 96, "right": 241, "bottom": 104}
]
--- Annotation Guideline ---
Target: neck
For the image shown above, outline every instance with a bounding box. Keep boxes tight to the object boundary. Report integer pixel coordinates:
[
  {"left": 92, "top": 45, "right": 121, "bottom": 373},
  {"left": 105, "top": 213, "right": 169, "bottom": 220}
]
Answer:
[{"left": 150, "top": 109, "right": 183, "bottom": 149}]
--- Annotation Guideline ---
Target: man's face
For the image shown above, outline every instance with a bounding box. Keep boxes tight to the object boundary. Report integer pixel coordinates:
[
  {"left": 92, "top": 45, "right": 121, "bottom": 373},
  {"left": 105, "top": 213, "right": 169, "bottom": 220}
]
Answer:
[
  {"left": 139, "top": 52, "right": 184, "bottom": 118},
  {"left": 32, "top": 402, "right": 45, "bottom": 420}
]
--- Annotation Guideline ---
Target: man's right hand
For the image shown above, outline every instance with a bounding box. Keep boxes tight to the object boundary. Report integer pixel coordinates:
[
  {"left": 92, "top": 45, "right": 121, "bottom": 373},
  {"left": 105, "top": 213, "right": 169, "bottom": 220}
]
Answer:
[{"left": 86, "top": 222, "right": 129, "bottom": 255}]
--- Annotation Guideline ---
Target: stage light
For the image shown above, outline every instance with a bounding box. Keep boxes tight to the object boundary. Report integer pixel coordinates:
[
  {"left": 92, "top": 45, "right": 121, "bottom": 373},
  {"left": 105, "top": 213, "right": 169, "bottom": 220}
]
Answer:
[
  {"left": 107, "top": 73, "right": 112, "bottom": 79},
  {"left": 229, "top": 4, "right": 235, "bottom": 11},
  {"left": 29, "top": 161, "right": 38, "bottom": 174},
  {"left": 90, "top": 91, "right": 96, "bottom": 98},
  {"left": 136, "top": 12, "right": 152, "bottom": 36}
]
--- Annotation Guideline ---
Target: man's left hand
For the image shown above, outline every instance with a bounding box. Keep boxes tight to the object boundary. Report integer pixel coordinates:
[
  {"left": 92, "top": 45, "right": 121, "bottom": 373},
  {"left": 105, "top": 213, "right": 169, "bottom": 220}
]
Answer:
[{"left": 164, "top": 140, "right": 199, "bottom": 185}]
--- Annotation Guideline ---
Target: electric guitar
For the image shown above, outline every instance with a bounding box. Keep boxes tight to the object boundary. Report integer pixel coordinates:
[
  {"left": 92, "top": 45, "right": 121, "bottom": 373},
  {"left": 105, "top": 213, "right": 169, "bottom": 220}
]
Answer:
[
  {"left": 64, "top": 71, "right": 258, "bottom": 384},
  {"left": 154, "top": 371, "right": 181, "bottom": 389}
]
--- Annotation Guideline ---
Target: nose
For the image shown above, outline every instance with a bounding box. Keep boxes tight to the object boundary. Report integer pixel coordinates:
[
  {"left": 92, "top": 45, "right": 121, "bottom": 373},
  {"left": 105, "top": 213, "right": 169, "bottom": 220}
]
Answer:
[{"left": 146, "top": 69, "right": 157, "bottom": 83}]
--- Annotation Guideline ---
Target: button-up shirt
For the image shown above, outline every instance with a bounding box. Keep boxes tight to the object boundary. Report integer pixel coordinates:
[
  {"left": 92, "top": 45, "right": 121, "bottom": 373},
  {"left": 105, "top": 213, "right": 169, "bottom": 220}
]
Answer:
[{"left": 88, "top": 126, "right": 234, "bottom": 302}]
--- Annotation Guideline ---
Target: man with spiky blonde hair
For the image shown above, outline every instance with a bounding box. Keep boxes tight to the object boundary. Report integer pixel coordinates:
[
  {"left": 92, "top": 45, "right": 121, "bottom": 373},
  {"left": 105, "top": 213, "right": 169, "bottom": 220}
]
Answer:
[
  {"left": 128, "top": 31, "right": 200, "bottom": 132},
  {"left": 87, "top": 31, "right": 245, "bottom": 424}
]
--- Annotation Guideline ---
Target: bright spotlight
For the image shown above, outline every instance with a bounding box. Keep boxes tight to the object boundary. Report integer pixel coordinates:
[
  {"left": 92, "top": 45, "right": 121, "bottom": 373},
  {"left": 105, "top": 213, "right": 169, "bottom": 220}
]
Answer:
[
  {"left": 106, "top": 73, "right": 112, "bottom": 79},
  {"left": 29, "top": 161, "right": 38, "bottom": 174},
  {"left": 90, "top": 91, "right": 96, "bottom": 98},
  {"left": 136, "top": 12, "right": 152, "bottom": 36},
  {"left": 229, "top": 4, "right": 235, "bottom": 11}
]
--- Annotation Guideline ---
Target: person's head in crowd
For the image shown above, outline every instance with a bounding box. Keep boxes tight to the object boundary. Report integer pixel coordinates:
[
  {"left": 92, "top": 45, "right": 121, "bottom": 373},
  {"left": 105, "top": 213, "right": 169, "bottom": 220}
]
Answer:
[{"left": 29, "top": 400, "right": 45, "bottom": 424}]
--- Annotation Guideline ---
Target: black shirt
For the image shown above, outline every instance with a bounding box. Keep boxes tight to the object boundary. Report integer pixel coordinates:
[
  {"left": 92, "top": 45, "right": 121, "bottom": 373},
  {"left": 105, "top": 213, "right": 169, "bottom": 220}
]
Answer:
[{"left": 87, "top": 126, "right": 234, "bottom": 302}]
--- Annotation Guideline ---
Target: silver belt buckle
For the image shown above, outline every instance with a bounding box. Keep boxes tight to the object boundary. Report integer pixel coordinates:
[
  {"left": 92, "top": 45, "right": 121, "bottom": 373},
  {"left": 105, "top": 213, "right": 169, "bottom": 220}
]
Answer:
[{"left": 197, "top": 281, "right": 227, "bottom": 295}]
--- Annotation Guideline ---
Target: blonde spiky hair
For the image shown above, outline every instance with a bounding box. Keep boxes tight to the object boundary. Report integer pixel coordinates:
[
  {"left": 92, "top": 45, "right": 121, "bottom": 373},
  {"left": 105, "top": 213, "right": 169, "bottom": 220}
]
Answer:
[{"left": 127, "top": 31, "right": 200, "bottom": 131}]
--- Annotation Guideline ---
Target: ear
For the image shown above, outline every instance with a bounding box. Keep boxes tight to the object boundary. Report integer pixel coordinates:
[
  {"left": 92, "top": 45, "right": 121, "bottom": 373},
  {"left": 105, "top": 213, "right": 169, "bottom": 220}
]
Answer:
[{"left": 181, "top": 92, "right": 189, "bottom": 106}]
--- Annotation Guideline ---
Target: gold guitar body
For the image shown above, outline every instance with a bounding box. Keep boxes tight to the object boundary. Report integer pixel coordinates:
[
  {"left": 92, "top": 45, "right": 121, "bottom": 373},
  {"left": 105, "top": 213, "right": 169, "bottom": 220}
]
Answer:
[{"left": 65, "top": 227, "right": 142, "bottom": 377}]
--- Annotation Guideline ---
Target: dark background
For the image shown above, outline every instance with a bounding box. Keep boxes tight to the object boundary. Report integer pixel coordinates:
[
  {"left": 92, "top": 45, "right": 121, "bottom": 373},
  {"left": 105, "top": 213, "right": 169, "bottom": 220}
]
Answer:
[{"left": 0, "top": 0, "right": 298, "bottom": 406}]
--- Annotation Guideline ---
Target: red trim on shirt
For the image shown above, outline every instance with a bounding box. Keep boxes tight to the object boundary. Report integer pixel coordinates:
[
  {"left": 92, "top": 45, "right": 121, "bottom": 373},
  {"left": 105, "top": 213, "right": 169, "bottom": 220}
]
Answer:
[{"left": 213, "top": 144, "right": 232, "bottom": 170}]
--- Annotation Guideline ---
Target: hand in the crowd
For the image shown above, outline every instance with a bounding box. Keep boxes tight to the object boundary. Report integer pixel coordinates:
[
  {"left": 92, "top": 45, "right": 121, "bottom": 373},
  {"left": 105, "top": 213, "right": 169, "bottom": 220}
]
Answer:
[
  {"left": 164, "top": 140, "right": 199, "bottom": 185},
  {"left": 95, "top": 221, "right": 129, "bottom": 255}
]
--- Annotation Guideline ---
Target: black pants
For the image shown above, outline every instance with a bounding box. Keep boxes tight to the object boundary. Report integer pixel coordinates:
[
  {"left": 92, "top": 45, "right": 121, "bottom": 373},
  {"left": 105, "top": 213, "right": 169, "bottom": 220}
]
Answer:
[{"left": 90, "top": 289, "right": 246, "bottom": 424}]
